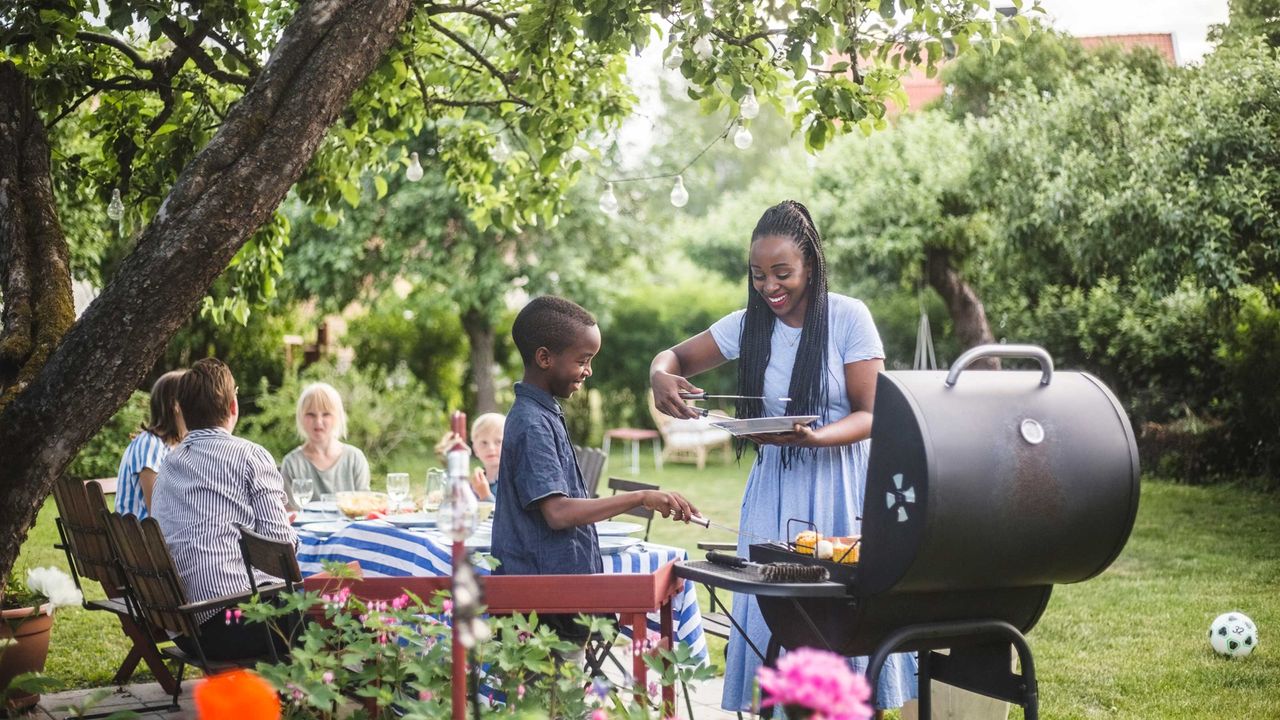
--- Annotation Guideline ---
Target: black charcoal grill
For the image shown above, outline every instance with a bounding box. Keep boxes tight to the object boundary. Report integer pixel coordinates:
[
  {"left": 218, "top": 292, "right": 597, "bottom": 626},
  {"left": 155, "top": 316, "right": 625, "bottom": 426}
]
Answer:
[{"left": 676, "top": 345, "right": 1141, "bottom": 719}]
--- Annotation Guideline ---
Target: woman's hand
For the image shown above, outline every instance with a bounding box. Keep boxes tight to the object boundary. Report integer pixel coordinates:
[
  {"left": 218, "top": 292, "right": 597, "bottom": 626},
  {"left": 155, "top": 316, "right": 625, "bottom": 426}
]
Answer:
[
  {"left": 651, "top": 371, "right": 704, "bottom": 420},
  {"left": 640, "top": 489, "right": 699, "bottom": 522},
  {"left": 743, "top": 423, "right": 821, "bottom": 447}
]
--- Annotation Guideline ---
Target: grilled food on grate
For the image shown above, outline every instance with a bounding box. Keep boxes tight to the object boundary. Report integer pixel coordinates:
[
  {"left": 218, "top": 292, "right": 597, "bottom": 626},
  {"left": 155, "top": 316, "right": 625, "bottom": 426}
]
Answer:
[{"left": 706, "top": 550, "right": 830, "bottom": 583}]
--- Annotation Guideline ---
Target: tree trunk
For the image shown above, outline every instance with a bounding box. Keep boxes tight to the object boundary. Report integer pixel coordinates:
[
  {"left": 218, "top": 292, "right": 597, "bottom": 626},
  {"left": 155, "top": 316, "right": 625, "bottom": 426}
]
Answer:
[
  {"left": 0, "top": 66, "right": 75, "bottom": 410},
  {"left": 462, "top": 308, "right": 498, "bottom": 416},
  {"left": 926, "top": 247, "right": 1000, "bottom": 370},
  {"left": 0, "top": 0, "right": 413, "bottom": 584}
]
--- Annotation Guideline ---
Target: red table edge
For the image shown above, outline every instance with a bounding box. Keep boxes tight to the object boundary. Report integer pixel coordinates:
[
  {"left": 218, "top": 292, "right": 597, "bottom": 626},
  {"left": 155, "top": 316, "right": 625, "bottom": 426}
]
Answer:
[{"left": 303, "top": 559, "right": 682, "bottom": 714}]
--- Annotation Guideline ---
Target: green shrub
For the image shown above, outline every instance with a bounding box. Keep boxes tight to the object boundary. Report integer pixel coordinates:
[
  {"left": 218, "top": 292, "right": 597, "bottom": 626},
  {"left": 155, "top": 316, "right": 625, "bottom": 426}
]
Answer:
[
  {"left": 237, "top": 361, "right": 446, "bottom": 472},
  {"left": 67, "top": 391, "right": 149, "bottom": 480}
]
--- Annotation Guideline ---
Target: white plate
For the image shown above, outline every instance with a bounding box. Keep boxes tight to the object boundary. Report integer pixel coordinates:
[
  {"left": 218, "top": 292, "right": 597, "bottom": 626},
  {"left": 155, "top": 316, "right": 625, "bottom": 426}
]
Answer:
[
  {"left": 298, "top": 521, "right": 350, "bottom": 537},
  {"left": 384, "top": 512, "right": 437, "bottom": 527},
  {"left": 595, "top": 521, "right": 644, "bottom": 536},
  {"left": 302, "top": 501, "right": 339, "bottom": 513},
  {"left": 599, "top": 536, "right": 640, "bottom": 555},
  {"left": 710, "top": 415, "right": 820, "bottom": 436},
  {"left": 416, "top": 530, "right": 492, "bottom": 551},
  {"left": 292, "top": 511, "right": 338, "bottom": 526}
]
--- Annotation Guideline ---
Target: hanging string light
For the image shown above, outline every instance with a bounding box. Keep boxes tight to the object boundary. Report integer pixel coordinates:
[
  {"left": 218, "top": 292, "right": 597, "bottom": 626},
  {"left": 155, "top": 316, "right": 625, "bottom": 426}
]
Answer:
[
  {"left": 406, "top": 152, "right": 424, "bottom": 182},
  {"left": 692, "top": 34, "right": 713, "bottom": 60},
  {"left": 492, "top": 137, "right": 512, "bottom": 164},
  {"left": 669, "top": 176, "right": 689, "bottom": 208},
  {"left": 740, "top": 88, "right": 759, "bottom": 120},
  {"left": 664, "top": 46, "right": 684, "bottom": 70},
  {"left": 106, "top": 188, "right": 124, "bottom": 221},
  {"left": 598, "top": 183, "right": 619, "bottom": 214},
  {"left": 733, "top": 121, "right": 753, "bottom": 150}
]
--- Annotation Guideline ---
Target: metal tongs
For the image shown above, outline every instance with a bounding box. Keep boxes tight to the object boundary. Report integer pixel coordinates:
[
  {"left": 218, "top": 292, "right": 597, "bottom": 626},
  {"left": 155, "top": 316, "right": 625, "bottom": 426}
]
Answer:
[
  {"left": 690, "top": 514, "right": 777, "bottom": 544},
  {"left": 679, "top": 392, "right": 791, "bottom": 419}
]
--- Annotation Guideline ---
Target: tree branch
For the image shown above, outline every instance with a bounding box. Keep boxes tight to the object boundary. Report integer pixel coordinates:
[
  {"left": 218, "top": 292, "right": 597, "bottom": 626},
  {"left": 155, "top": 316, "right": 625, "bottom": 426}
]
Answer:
[
  {"left": 156, "top": 18, "right": 254, "bottom": 86},
  {"left": 427, "top": 19, "right": 528, "bottom": 105},
  {"left": 73, "top": 31, "right": 164, "bottom": 73},
  {"left": 424, "top": 2, "right": 517, "bottom": 33},
  {"left": 208, "top": 28, "right": 262, "bottom": 75}
]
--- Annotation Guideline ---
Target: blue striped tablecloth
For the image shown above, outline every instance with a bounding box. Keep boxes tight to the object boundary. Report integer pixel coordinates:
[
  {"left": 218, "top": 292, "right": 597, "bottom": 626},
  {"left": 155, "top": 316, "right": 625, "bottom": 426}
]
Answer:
[{"left": 297, "top": 520, "right": 708, "bottom": 662}]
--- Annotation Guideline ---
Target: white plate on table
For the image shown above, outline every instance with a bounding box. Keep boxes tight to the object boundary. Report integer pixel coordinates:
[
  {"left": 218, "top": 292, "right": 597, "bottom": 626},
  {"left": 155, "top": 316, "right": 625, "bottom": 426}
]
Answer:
[
  {"left": 384, "top": 512, "right": 437, "bottom": 528},
  {"left": 298, "top": 520, "right": 350, "bottom": 537},
  {"left": 292, "top": 511, "right": 338, "bottom": 526},
  {"left": 595, "top": 521, "right": 644, "bottom": 536},
  {"left": 413, "top": 530, "right": 492, "bottom": 552},
  {"left": 302, "top": 500, "right": 339, "bottom": 513},
  {"left": 710, "top": 415, "right": 820, "bottom": 436},
  {"left": 599, "top": 536, "right": 640, "bottom": 555}
]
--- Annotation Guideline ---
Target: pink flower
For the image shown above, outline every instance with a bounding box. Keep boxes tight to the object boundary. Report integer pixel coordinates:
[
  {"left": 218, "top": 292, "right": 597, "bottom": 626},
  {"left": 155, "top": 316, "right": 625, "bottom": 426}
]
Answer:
[
  {"left": 755, "top": 647, "right": 872, "bottom": 720},
  {"left": 591, "top": 710, "right": 608, "bottom": 720},
  {"left": 419, "top": 690, "right": 434, "bottom": 701},
  {"left": 517, "top": 684, "right": 526, "bottom": 700},
  {"left": 322, "top": 671, "right": 334, "bottom": 684},
  {"left": 442, "top": 599, "right": 454, "bottom": 613}
]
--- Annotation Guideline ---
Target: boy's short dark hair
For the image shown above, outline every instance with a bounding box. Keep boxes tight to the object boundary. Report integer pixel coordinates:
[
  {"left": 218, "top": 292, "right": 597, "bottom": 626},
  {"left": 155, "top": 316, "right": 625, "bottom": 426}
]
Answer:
[
  {"left": 177, "top": 358, "right": 236, "bottom": 430},
  {"left": 511, "top": 296, "right": 597, "bottom": 366}
]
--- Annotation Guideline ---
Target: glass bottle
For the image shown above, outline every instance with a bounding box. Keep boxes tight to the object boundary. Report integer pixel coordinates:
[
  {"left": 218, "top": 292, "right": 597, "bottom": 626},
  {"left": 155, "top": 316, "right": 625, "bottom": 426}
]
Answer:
[{"left": 438, "top": 410, "right": 478, "bottom": 542}]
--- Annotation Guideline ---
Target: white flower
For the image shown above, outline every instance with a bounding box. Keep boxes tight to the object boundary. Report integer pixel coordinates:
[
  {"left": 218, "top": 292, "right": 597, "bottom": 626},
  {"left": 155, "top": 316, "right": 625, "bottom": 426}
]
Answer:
[{"left": 25, "top": 567, "right": 83, "bottom": 610}]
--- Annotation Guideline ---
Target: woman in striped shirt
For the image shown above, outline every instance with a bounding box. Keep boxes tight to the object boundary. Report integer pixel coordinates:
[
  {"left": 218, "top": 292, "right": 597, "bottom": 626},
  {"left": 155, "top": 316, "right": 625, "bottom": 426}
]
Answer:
[{"left": 114, "top": 370, "right": 186, "bottom": 518}]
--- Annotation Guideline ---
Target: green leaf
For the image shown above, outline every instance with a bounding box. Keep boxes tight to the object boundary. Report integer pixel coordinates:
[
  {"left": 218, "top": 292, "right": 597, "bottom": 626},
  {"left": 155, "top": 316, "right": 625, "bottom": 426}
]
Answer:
[
  {"left": 338, "top": 179, "right": 361, "bottom": 208},
  {"left": 373, "top": 175, "right": 388, "bottom": 200}
]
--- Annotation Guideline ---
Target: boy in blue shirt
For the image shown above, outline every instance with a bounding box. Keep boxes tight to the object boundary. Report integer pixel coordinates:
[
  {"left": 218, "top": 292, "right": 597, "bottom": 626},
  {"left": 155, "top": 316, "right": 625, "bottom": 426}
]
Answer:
[{"left": 491, "top": 296, "right": 697, "bottom": 640}]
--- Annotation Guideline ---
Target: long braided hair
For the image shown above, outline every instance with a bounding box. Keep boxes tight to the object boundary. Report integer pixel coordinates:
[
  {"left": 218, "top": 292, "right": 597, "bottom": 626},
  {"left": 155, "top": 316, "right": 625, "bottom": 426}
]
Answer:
[{"left": 735, "top": 200, "right": 830, "bottom": 466}]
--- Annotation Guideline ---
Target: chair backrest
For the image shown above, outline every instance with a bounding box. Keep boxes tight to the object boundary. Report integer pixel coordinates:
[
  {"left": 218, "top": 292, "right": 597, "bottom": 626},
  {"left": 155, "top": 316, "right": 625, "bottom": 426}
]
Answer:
[
  {"left": 646, "top": 391, "right": 674, "bottom": 438},
  {"left": 102, "top": 511, "right": 202, "bottom": 639},
  {"left": 52, "top": 478, "right": 127, "bottom": 598},
  {"left": 574, "top": 445, "right": 608, "bottom": 498},
  {"left": 606, "top": 477, "right": 657, "bottom": 540},
  {"left": 235, "top": 523, "right": 303, "bottom": 594}
]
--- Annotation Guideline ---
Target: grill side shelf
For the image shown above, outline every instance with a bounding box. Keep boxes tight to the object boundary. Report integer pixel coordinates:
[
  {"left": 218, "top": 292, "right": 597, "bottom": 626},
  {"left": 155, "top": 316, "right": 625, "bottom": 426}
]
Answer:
[{"left": 675, "top": 560, "right": 849, "bottom": 598}]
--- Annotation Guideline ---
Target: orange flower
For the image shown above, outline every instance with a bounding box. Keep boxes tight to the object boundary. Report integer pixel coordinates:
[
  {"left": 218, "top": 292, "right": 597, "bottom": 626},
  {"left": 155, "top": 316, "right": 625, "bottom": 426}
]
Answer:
[{"left": 194, "top": 669, "right": 280, "bottom": 720}]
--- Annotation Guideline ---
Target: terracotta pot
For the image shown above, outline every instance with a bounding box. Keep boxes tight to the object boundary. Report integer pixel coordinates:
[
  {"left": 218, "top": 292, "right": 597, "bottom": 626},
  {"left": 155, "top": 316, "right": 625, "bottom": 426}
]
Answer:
[{"left": 0, "top": 603, "right": 54, "bottom": 713}]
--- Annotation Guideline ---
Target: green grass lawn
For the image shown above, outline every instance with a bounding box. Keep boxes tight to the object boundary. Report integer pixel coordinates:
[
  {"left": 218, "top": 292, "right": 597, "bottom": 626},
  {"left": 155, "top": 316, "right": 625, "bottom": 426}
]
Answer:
[{"left": 16, "top": 448, "right": 1280, "bottom": 718}]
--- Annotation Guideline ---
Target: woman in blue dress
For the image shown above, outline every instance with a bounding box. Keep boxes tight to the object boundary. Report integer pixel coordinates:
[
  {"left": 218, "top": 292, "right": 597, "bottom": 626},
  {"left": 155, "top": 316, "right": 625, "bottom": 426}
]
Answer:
[{"left": 650, "top": 200, "right": 917, "bottom": 716}]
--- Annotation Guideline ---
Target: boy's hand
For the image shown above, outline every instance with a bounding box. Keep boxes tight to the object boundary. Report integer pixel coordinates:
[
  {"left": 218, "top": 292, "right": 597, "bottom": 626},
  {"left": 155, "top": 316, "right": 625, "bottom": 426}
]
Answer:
[{"left": 641, "top": 490, "right": 698, "bottom": 523}]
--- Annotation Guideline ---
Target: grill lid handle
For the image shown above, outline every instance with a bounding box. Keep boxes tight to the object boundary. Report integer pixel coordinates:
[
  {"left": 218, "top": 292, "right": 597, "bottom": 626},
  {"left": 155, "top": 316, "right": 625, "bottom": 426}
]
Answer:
[{"left": 944, "top": 343, "right": 1054, "bottom": 387}]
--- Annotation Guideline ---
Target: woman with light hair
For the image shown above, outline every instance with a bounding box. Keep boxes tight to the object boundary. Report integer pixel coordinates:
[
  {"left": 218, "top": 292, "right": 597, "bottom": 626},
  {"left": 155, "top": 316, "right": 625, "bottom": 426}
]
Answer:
[{"left": 281, "top": 382, "right": 371, "bottom": 509}]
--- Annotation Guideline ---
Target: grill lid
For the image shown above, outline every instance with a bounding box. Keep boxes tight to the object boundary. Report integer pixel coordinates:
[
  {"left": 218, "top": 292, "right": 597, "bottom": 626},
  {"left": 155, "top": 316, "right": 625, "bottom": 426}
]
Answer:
[{"left": 858, "top": 345, "right": 1140, "bottom": 596}]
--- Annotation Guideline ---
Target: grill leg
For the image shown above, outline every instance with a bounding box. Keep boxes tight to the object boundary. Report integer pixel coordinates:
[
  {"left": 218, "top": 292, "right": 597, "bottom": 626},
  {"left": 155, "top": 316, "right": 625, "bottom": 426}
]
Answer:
[
  {"left": 757, "top": 637, "right": 782, "bottom": 719},
  {"left": 917, "top": 648, "right": 931, "bottom": 720},
  {"left": 866, "top": 620, "right": 1037, "bottom": 720}
]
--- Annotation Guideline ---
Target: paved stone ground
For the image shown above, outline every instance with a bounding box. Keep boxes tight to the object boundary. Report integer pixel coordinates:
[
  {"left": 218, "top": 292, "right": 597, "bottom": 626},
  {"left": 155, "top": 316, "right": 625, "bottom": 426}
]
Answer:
[{"left": 35, "top": 675, "right": 739, "bottom": 719}]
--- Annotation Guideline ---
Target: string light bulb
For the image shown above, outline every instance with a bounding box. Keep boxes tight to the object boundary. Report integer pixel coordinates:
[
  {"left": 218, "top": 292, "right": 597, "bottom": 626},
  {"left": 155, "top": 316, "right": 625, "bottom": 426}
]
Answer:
[
  {"left": 406, "top": 152, "right": 424, "bottom": 182},
  {"left": 669, "top": 175, "right": 689, "bottom": 208},
  {"left": 740, "top": 88, "right": 759, "bottom": 119},
  {"left": 692, "top": 34, "right": 713, "bottom": 60},
  {"left": 598, "top": 183, "right": 619, "bottom": 214},
  {"left": 106, "top": 189, "right": 124, "bottom": 221},
  {"left": 492, "top": 137, "right": 511, "bottom": 163},
  {"left": 733, "top": 122, "right": 754, "bottom": 150},
  {"left": 664, "top": 46, "right": 684, "bottom": 70}
]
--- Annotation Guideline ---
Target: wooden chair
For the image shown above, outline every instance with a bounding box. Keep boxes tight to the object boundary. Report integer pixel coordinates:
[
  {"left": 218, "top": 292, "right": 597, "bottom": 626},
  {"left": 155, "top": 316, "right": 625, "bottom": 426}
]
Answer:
[
  {"left": 574, "top": 445, "right": 608, "bottom": 498},
  {"left": 647, "top": 391, "right": 732, "bottom": 470},
  {"left": 51, "top": 478, "right": 179, "bottom": 699},
  {"left": 606, "top": 477, "right": 657, "bottom": 541},
  {"left": 234, "top": 523, "right": 303, "bottom": 663},
  {"left": 102, "top": 512, "right": 263, "bottom": 707}
]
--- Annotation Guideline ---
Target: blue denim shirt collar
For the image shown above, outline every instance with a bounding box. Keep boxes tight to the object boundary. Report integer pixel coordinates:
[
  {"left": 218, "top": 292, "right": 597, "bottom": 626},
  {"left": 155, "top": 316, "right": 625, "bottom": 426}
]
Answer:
[{"left": 514, "top": 381, "right": 562, "bottom": 417}]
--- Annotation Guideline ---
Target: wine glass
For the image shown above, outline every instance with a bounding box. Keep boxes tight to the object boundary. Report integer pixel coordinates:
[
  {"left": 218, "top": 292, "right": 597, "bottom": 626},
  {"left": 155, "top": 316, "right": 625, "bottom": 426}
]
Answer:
[
  {"left": 386, "top": 473, "right": 411, "bottom": 511},
  {"left": 292, "top": 476, "right": 315, "bottom": 507},
  {"left": 424, "top": 468, "right": 446, "bottom": 510}
]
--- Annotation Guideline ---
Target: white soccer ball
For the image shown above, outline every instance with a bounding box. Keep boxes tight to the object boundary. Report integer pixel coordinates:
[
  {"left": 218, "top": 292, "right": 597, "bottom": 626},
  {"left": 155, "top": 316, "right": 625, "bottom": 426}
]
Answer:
[{"left": 1208, "top": 612, "right": 1258, "bottom": 658}]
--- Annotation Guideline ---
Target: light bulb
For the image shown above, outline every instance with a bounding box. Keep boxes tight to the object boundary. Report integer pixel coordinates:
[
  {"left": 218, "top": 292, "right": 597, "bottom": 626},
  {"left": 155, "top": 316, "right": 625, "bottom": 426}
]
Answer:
[
  {"left": 492, "top": 137, "right": 511, "bottom": 163},
  {"left": 598, "top": 183, "right": 619, "bottom": 214},
  {"left": 784, "top": 94, "right": 800, "bottom": 114},
  {"left": 664, "top": 46, "right": 684, "bottom": 70},
  {"left": 692, "top": 34, "right": 713, "bottom": 60},
  {"left": 406, "top": 152, "right": 424, "bottom": 182},
  {"left": 740, "top": 88, "right": 759, "bottom": 119},
  {"left": 669, "top": 175, "right": 689, "bottom": 208},
  {"left": 733, "top": 123, "right": 753, "bottom": 150},
  {"left": 106, "top": 189, "right": 124, "bottom": 221}
]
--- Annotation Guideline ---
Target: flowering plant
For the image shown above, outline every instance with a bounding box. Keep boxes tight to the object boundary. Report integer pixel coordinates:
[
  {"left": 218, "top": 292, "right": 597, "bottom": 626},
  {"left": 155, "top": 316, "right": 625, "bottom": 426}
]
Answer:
[
  {"left": 755, "top": 647, "right": 872, "bottom": 720},
  {"left": 241, "top": 562, "right": 713, "bottom": 719},
  {"left": 2, "top": 566, "right": 83, "bottom": 612}
]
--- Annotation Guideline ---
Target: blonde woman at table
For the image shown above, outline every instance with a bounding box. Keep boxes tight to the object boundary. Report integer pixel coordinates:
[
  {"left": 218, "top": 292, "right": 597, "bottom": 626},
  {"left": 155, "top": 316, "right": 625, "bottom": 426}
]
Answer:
[
  {"left": 281, "top": 382, "right": 371, "bottom": 509},
  {"left": 650, "top": 200, "right": 917, "bottom": 718}
]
